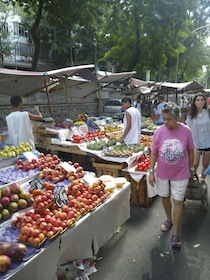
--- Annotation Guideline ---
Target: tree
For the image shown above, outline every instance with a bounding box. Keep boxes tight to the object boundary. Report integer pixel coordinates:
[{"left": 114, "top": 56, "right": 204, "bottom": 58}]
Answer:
[
  {"left": 11, "top": 0, "right": 46, "bottom": 70},
  {"left": 7, "top": 0, "right": 210, "bottom": 83},
  {"left": 0, "top": 1, "right": 12, "bottom": 67}
]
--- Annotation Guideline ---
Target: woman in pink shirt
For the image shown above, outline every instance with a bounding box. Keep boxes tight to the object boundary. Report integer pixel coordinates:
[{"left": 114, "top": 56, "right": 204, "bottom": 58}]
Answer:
[{"left": 149, "top": 102, "right": 195, "bottom": 248}]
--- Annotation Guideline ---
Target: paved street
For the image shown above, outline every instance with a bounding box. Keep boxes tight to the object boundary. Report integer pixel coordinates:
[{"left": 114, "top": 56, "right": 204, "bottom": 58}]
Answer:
[{"left": 90, "top": 174, "right": 210, "bottom": 280}]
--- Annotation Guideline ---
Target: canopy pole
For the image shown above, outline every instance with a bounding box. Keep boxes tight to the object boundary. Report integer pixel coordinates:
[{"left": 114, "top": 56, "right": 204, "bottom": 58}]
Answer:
[
  {"left": 44, "top": 75, "right": 53, "bottom": 118},
  {"left": 63, "top": 77, "right": 71, "bottom": 119}
]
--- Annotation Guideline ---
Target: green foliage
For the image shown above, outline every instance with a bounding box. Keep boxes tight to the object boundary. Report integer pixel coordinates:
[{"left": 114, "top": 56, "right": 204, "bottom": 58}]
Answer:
[{"left": 5, "top": 0, "right": 210, "bottom": 84}]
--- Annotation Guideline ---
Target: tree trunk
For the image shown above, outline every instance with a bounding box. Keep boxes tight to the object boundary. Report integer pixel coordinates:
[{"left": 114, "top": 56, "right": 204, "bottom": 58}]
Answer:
[
  {"left": 128, "top": 0, "right": 141, "bottom": 71},
  {"left": 30, "top": 0, "right": 43, "bottom": 71}
]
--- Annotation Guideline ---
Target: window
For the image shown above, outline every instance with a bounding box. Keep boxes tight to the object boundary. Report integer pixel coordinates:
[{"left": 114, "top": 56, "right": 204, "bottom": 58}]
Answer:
[
  {"left": 13, "top": 22, "right": 28, "bottom": 37},
  {"left": 1, "top": 22, "right": 8, "bottom": 33}
]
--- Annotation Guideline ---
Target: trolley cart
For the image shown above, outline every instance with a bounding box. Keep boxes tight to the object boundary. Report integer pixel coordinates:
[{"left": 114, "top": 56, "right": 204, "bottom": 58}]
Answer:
[{"left": 185, "top": 174, "right": 208, "bottom": 210}]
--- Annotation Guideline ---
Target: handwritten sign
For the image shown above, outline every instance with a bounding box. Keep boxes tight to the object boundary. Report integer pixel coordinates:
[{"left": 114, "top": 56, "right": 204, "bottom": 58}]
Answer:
[
  {"left": 23, "top": 151, "right": 38, "bottom": 161},
  {"left": 60, "top": 161, "right": 76, "bottom": 173},
  {"left": 53, "top": 185, "right": 68, "bottom": 208},
  {"left": 29, "top": 178, "right": 44, "bottom": 190}
]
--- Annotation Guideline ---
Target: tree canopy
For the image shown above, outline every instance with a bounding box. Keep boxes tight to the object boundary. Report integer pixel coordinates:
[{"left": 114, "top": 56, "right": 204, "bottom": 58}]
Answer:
[{"left": 6, "top": 0, "right": 210, "bottom": 84}]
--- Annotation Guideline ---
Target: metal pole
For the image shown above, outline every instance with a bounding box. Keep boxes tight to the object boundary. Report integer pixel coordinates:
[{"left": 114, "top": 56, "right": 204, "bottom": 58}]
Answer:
[
  {"left": 44, "top": 75, "right": 53, "bottom": 118},
  {"left": 63, "top": 77, "right": 71, "bottom": 119}
]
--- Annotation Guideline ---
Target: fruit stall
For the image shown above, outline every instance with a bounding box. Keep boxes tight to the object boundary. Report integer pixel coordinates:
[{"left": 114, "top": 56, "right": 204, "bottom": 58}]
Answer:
[
  {"left": 0, "top": 148, "right": 130, "bottom": 279},
  {"left": 30, "top": 118, "right": 157, "bottom": 208}
]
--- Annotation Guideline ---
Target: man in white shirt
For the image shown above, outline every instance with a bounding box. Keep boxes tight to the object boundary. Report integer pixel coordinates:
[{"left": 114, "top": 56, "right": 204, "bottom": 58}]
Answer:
[
  {"left": 6, "top": 95, "right": 43, "bottom": 150},
  {"left": 121, "top": 97, "right": 141, "bottom": 145}
]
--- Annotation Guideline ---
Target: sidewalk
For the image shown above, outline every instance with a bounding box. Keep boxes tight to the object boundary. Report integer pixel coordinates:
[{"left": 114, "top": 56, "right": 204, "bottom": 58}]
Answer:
[{"left": 90, "top": 174, "right": 210, "bottom": 280}]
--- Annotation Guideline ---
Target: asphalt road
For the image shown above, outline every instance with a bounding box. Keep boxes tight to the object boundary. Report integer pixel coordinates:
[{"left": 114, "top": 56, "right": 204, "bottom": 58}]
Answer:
[{"left": 90, "top": 174, "right": 210, "bottom": 280}]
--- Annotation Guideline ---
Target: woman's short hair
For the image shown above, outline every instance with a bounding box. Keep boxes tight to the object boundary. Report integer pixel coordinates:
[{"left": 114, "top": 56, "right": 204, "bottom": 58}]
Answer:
[{"left": 161, "top": 102, "right": 181, "bottom": 119}]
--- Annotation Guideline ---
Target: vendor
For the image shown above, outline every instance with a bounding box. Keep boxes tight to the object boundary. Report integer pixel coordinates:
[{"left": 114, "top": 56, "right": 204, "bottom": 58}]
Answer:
[
  {"left": 121, "top": 97, "right": 141, "bottom": 145},
  {"left": 6, "top": 95, "right": 43, "bottom": 150}
]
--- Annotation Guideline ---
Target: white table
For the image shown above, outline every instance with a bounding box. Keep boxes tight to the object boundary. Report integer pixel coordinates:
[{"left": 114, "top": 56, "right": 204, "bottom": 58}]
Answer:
[{"left": 6, "top": 183, "right": 131, "bottom": 280}]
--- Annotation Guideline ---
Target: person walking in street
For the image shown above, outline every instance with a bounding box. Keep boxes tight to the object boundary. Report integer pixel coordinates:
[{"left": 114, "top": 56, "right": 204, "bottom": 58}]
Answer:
[
  {"left": 121, "top": 97, "right": 141, "bottom": 145},
  {"left": 149, "top": 102, "right": 194, "bottom": 248},
  {"left": 6, "top": 95, "right": 43, "bottom": 150},
  {"left": 186, "top": 93, "right": 210, "bottom": 181},
  {"left": 133, "top": 94, "right": 142, "bottom": 114},
  {"left": 154, "top": 95, "right": 165, "bottom": 125}
]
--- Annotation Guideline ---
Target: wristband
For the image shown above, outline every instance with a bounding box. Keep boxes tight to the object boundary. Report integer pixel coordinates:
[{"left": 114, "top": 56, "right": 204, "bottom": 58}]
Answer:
[
  {"left": 149, "top": 169, "right": 154, "bottom": 173},
  {"left": 190, "top": 167, "right": 194, "bottom": 171}
]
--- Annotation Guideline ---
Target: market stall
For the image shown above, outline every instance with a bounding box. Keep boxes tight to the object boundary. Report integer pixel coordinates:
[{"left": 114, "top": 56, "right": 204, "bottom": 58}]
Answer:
[
  {"left": 3, "top": 183, "right": 130, "bottom": 280},
  {"left": 0, "top": 151, "right": 130, "bottom": 279},
  {"left": 31, "top": 120, "right": 157, "bottom": 208}
]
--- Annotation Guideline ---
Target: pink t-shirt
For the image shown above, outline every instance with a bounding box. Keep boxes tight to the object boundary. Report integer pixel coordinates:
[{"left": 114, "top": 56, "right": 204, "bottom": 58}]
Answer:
[{"left": 151, "top": 123, "right": 195, "bottom": 180}]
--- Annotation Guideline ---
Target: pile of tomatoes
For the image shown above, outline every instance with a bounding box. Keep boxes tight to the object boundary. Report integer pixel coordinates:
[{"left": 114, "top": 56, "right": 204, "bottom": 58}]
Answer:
[
  {"left": 71, "top": 135, "right": 86, "bottom": 143},
  {"left": 134, "top": 155, "right": 150, "bottom": 172},
  {"left": 71, "top": 131, "right": 106, "bottom": 143},
  {"left": 85, "top": 131, "right": 106, "bottom": 141}
]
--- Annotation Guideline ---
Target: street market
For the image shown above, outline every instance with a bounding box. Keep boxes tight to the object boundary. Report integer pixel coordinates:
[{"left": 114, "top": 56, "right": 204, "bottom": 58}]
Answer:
[{"left": 0, "top": 67, "right": 209, "bottom": 280}]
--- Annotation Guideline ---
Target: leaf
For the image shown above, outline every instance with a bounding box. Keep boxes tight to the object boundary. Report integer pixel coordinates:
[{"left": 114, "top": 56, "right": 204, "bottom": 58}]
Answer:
[
  {"left": 193, "top": 244, "right": 200, "bottom": 248},
  {"left": 160, "top": 253, "right": 164, "bottom": 257}
]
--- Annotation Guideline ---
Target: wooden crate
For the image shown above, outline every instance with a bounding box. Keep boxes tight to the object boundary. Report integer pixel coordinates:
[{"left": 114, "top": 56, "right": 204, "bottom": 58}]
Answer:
[
  {"left": 92, "top": 158, "right": 127, "bottom": 177},
  {"left": 33, "top": 132, "right": 38, "bottom": 145},
  {"left": 31, "top": 121, "right": 42, "bottom": 145},
  {"left": 37, "top": 127, "right": 59, "bottom": 146},
  {"left": 122, "top": 172, "right": 154, "bottom": 207}
]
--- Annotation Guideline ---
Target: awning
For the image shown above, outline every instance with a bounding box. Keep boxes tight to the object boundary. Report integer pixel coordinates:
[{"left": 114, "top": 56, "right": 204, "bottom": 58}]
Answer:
[
  {"left": 129, "top": 78, "right": 149, "bottom": 89},
  {"left": 98, "top": 71, "right": 136, "bottom": 84},
  {"left": 0, "top": 64, "right": 95, "bottom": 97},
  {"left": 48, "top": 76, "right": 99, "bottom": 99},
  {"left": 154, "top": 80, "right": 205, "bottom": 94},
  {"left": 0, "top": 66, "right": 136, "bottom": 99},
  {"left": 129, "top": 78, "right": 205, "bottom": 95}
]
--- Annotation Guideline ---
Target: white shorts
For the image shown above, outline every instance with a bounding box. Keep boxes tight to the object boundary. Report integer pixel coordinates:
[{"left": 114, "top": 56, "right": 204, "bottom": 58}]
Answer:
[{"left": 156, "top": 177, "right": 189, "bottom": 201}]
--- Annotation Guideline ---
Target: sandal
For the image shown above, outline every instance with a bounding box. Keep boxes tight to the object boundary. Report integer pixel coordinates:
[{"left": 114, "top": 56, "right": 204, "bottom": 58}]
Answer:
[
  {"left": 171, "top": 235, "right": 181, "bottom": 248},
  {"left": 160, "top": 220, "right": 173, "bottom": 232}
]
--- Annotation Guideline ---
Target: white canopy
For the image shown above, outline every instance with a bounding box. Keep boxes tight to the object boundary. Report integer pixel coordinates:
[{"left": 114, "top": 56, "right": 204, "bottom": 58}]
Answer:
[
  {"left": 0, "top": 66, "right": 136, "bottom": 99},
  {"left": 0, "top": 64, "right": 96, "bottom": 97}
]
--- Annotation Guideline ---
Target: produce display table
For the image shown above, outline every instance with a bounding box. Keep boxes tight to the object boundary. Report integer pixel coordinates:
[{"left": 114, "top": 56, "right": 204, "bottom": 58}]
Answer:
[
  {"left": 3, "top": 183, "right": 130, "bottom": 280},
  {"left": 59, "top": 183, "right": 130, "bottom": 264}
]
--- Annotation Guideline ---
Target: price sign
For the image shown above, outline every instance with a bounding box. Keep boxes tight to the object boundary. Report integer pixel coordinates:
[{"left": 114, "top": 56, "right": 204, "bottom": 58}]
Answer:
[
  {"left": 29, "top": 178, "right": 44, "bottom": 190},
  {"left": 60, "top": 161, "right": 76, "bottom": 173},
  {"left": 23, "top": 151, "right": 38, "bottom": 161},
  {"left": 53, "top": 185, "right": 68, "bottom": 208}
]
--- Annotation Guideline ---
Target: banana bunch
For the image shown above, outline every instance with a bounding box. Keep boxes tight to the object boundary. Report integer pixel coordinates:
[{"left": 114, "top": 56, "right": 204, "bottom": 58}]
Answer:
[{"left": 77, "top": 113, "right": 87, "bottom": 122}]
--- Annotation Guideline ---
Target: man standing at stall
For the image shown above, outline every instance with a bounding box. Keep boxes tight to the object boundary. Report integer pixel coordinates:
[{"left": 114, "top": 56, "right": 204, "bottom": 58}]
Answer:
[
  {"left": 6, "top": 95, "right": 43, "bottom": 150},
  {"left": 133, "top": 94, "right": 142, "bottom": 114},
  {"left": 154, "top": 95, "right": 166, "bottom": 125},
  {"left": 121, "top": 97, "right": 141, "bottom": 145}
]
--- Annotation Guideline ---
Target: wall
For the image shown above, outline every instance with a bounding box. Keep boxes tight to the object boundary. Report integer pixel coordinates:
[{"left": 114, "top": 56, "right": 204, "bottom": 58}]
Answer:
[{"left": 0, "top": 89, "right": 112, "bottom": 128}]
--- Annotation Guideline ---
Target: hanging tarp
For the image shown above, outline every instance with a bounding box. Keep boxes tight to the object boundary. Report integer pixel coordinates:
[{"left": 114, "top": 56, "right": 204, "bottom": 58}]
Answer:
[
  {"left": 0, "top": 64, "right": 95, "bottom": 97},
  {"left": 48, "top": 76, "right": 100, "bottom": 99},
  {"left": 0, "top": 66, "right": 136, "bottom": 99},
  {"left": 155, "top": 80, "right": 205, "bottom": 95},
  {"left": 98, "top": 71, "right": 136, "bottom": 84}
]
